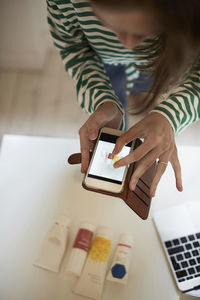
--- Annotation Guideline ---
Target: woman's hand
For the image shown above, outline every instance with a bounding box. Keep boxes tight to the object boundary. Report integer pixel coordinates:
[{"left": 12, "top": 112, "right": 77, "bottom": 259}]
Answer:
[
  {"left": 111, "top": 112, "right": 183, "bottom": 197},
  {"left": 79, "top": 102, "right": 123, "bottom": 173}
]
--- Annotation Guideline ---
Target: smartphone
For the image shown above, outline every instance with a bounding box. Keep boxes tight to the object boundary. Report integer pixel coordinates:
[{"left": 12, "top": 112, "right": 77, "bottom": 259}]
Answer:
[{"left": 84, "top": 127, "right": 134, "bottom": 193}]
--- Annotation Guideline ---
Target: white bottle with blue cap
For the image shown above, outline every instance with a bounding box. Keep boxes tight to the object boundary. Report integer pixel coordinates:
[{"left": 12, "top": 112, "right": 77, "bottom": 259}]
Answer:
[{"left": 106, "top": 233, "right": 133, "bottom": 284}]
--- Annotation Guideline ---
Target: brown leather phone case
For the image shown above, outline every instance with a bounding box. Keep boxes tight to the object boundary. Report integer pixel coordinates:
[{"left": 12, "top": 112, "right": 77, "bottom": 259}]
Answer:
[{"left": 68, "top": 138, "right": 157, "bottom": 220}]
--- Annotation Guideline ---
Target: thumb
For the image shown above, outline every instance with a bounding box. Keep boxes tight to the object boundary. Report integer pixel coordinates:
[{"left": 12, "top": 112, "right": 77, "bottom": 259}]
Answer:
[
  {"left": 87, "top": 113, "right": 107, "bottom": 141},
  {"left": 88, "top": 127, "right": 99, "bottom": 141}
]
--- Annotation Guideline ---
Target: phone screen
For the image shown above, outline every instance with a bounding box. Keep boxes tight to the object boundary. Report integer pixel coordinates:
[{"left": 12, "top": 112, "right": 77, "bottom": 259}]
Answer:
[{"left": 88, "top": 133, "right": 132, "bottom": 184}]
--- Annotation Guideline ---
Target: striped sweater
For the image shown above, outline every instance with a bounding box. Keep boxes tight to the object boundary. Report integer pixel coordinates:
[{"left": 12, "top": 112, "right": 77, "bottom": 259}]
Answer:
[{"left": 47, "top": 0, "right": 200, "bottom": 134}]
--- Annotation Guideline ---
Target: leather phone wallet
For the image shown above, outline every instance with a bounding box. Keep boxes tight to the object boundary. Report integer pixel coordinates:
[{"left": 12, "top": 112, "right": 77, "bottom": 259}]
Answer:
[{"left": 68, "top": 138, "right": 157, "bottom": 220}]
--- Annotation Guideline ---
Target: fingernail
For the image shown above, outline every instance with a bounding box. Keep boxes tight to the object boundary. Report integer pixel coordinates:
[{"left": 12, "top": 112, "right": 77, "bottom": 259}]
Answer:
[
  {"left": 90, "top": 135, "right": 96, "bottom": 141},
  {"left": 108, "top": 153, "right": 113, "bottom": 159},
  {"left": 178, "top": 185, "right": 183, "bottom": 192}
]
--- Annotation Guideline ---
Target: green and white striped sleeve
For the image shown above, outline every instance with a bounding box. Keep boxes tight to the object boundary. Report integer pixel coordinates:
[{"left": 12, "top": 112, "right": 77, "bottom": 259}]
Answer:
[
  {"left": 46, "top": 0, "right": 125, "bottom": 129},
  {"left": 152, "top": 64, "right": 200, "bottom": 135}
]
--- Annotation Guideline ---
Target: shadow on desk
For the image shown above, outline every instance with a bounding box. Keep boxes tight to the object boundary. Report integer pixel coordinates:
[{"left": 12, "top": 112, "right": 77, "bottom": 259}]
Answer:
[{"left": 179, "top": 293, "right": 200, "bottom": 299}]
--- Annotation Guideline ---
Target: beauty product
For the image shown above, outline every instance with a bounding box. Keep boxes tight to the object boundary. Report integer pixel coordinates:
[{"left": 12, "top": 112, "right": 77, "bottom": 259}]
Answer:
[
  {"left": 66, "top": 221, "right": 95, "bottom": 276},
  {"left": 34, "top": 215, "right": 71, "bottom": 272},
  {"left": 73, "top": 226, "right": 113, "bottom": 299},
  {"left": 107, "top": 234, "right": 133, "bottom": 284}
]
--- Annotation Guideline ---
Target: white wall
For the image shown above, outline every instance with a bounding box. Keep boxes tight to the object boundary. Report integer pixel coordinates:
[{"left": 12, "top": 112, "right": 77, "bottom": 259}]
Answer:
[{"left": 0, "top": 0, "right": 53, "bottom": 70}]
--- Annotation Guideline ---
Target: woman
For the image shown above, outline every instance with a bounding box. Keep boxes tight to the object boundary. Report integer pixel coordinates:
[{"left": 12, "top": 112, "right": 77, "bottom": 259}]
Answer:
[{"left": 47, "top": 0, "right": 200, "bottom": 196}]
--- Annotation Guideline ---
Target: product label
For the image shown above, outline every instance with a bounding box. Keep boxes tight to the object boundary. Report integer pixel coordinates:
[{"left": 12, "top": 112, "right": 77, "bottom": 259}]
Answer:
[
  {"left": 118, "top": 243, "right": 132, "bottom": 248},
  {"left": 89, "top": 236, "right": 111, "bottom": 262},
  {"left": 73, "top": 228, "right": 93, "bottom": 252}
]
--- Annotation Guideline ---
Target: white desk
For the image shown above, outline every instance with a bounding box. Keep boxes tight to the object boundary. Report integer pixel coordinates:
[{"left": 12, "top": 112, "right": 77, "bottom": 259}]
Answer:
[{"left": 0, "top": 135, "right": 199, "bottom": 300}]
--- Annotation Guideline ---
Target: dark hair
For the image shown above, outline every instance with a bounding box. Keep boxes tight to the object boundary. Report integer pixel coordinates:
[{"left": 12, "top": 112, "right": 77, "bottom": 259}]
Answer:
[{"left": 91, "top": 0, "right": 200, "bottom": 113}]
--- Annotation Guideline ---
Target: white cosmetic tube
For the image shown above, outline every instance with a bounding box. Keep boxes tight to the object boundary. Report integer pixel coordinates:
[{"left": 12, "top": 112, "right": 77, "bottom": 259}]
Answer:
[
  {"left": 73, "top": 226, "right": 113, "bottom": 299},
  {"left": 34, "top": 215, "right": 71, "bottom": 272},
  {"left": 66, "top": 222, "right": 96, "bottom": 276},
  {"left": 106, "top": 234, "right": 133, "bottom": 284}
]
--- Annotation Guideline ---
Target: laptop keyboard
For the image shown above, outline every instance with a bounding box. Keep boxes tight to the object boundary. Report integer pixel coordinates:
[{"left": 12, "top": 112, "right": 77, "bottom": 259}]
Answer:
[{"left": 164, "top": 232, "right": 200, "bottom": 283}]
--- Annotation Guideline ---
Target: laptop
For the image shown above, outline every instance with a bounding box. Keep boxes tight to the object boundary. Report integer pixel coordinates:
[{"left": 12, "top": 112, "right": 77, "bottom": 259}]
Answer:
[{"left": 153, "top": 201, "right": 200, "bottom": 297}]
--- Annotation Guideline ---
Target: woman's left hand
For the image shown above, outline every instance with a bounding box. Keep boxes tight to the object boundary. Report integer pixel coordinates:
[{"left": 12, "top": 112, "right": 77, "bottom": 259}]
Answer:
[{"left": 111, "top": 112, "right": 183, "bottom": 197}]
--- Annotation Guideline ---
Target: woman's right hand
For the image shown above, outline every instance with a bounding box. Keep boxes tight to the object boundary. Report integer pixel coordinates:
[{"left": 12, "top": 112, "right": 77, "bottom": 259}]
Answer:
[
  {"left": 111, "top": 112, "right": 182, "bottom": 197},
  {"left": 79, "top": 102, "right": 123, "bottom": 173}
]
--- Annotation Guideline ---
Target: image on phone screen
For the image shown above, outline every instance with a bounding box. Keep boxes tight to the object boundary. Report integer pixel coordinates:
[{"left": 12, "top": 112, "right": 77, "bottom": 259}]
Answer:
[{"left": 88, "top": 133, "right": 132, "bottom": 185}]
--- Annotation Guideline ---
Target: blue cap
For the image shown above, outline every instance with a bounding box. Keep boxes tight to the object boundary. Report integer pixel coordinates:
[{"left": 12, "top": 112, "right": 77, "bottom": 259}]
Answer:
[{"left": 111, "top": 264, "right": 126, "bottom": 279}]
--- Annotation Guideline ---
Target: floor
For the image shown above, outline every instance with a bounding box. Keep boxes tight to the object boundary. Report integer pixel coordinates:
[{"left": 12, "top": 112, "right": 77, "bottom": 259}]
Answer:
[
  {"left": 0, "top": 50, "right": 87, "bottom": 144},
  {"left": 0, "top": 49, "right": 199, "bottom": 147}
]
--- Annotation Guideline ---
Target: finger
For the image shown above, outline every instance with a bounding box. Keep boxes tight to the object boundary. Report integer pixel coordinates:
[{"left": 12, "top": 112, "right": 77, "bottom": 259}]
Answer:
[
  {"left": 79, "top": 127, "right": 91, "bottom": 173},
  {"left": 88, "top": 126, "right": 99, "bottom": 141},
  {"left": 80, "top": 143, "right": 90, "bottom": 173},
  {"left": 170, "top": 147, "right": 183, "bottom": 192},
  {"left": 128, "top": 146, "right": 165, "bottom": 191},
  {"left": 80, "top": 140, "right": 95, "bottom": 173},
  {"left": 86, "top": 115, "right": 102, "bottom": 141},
  {"left": 79, "top": 115, "right": 103, "bottom": 173},
  {"left": 150, "top": 154, "right": 170, "bottom": 197},
  {"left": 113, "top": 139, "right": 155, "bottom": 168},
  {"left": 112, "top": 127, "right": 143, "bottom": 155}
]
